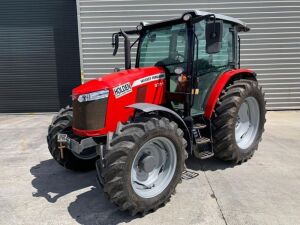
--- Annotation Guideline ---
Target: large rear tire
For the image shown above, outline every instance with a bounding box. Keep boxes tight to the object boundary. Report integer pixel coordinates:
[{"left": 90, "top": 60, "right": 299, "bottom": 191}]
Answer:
[
  {"left": 212, "top": 79, "right": 266, "bottom": 163},
  {"left": 47, "top": 106, "right": 98, "bottom": 171},
  {"left": 99, "top": 117, "right": 187, "bottom": 215}
]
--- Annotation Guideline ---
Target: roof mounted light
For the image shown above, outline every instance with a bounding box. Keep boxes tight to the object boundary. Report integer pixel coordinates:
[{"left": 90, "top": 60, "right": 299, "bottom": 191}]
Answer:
[
  {"left": 137, "top": 24, "right": 143, "bottom": 31},
  {"left": 183, "top": 13, "right": 192, "bottom": 21}
]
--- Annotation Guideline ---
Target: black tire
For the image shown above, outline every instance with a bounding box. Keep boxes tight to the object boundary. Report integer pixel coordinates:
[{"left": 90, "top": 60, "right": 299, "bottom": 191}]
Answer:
[
  {"left": 99, "top": 117, "right": 188, "bottom": 215},
  {"left": 47, "top": 106, "right": 97, "bottom": 171},
  {"left": 212, "top": 79, "right": 266, "bottom": 163}
]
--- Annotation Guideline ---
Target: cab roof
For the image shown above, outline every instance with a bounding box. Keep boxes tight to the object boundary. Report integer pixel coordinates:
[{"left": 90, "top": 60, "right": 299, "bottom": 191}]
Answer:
[
  {"left": 188, "top": 10, "right": 249, "bottom": 32},
  {"left": 136, "top": 10, "right": 250, "bottom": 33}
]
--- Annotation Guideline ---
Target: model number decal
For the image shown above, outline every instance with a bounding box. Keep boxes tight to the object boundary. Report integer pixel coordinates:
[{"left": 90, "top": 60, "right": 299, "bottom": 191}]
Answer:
[
  {"left": 132, "top": 73, "right": 165, "bottom": 87},
  {"left": 113, "top": 82, "right": 132, "bottom": 98}
]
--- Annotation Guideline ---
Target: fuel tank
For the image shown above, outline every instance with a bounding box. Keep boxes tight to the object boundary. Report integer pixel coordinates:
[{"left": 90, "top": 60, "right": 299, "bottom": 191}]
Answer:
[{"left": 72, "top": 66, "right": 166, "bottom": 137}]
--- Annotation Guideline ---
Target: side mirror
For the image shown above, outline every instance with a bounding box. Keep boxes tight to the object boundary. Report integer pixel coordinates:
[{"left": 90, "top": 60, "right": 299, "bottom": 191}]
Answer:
[
  {"left": 205, "top": 20, "right": 223, "bottom": 54},
  {"left": 111, "top": 30, "right": 131, "bottom": 69},
  {"left": 112, "top": 33, "right": 119, "bottom": 56}
]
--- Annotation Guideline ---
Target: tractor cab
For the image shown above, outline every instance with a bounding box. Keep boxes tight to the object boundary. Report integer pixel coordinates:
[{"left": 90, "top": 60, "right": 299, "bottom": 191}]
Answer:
[{"left": 112, "top": 10, "right": 249, "bottom": 117}]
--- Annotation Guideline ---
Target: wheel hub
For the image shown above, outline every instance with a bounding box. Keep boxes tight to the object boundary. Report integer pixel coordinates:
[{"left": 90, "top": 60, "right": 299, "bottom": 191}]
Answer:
[
  {"left": 131, "top": 137, "right": 177, "bottom": 198},
  {"left": 139, "top": 155, "right": 156, "bottom": 173}
]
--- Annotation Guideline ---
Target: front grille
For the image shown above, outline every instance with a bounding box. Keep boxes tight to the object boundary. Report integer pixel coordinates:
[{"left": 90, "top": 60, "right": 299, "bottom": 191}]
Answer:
[{"left": 72, "top": 98, "right": 108, "bottom": 130}]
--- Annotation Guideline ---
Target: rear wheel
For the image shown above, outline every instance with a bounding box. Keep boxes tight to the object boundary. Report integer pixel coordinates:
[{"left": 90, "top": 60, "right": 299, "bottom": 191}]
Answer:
[
  {"left": 212, "top": 79, "right": 266, "bottom": 163},
  {"left": 99, "top": 117, "right": 187, "bottom": 215},
  {"left": 47, "top": 106, "right": 98, "bottom": 171}
]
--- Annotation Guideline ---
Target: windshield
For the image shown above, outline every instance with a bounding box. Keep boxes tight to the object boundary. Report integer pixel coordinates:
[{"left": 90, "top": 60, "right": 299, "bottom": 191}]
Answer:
[{"left": 138, "top": 23, "right": 188, "bottom": 67}]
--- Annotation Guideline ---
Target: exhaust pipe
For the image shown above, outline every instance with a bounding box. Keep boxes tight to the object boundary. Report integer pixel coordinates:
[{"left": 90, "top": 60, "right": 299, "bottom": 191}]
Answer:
[{"left": 120, "top": 29, "right": 131, "bottom": 70}]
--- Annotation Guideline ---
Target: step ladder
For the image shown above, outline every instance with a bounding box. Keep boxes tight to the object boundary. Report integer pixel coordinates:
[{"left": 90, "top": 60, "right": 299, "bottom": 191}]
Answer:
[{"left": 193, "top": 123, "right": 214, "bottom": 159}]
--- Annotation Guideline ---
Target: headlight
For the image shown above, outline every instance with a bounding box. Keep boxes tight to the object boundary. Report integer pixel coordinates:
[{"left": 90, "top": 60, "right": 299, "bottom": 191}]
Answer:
[{"left": 77, "top": 90, "right": 109, "bottom": 102}]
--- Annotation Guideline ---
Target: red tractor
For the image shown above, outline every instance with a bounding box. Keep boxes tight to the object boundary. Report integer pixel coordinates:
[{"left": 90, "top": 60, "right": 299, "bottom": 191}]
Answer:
[{"left": 47, "top": 11, "right": 266, "bottom": 215}]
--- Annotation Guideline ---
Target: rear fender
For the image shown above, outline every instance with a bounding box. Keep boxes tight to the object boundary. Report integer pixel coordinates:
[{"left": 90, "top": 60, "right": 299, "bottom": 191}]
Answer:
[
  {"left": 127, "top": 103, "right": 192, "bottom": 153},
  {"left": 204, "top": 69, "right": 257, "bottom": 119}
]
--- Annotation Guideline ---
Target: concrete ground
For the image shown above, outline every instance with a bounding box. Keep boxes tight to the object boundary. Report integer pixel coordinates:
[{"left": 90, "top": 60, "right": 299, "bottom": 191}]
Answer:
[{"left": 0, "top": 111, "right": 299, "bottom": 225}]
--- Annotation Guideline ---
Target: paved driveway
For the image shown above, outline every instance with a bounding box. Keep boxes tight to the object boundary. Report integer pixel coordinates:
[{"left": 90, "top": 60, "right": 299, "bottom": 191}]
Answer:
[{"left": 0, "top": 111, "right": 299, "bottom": 225}]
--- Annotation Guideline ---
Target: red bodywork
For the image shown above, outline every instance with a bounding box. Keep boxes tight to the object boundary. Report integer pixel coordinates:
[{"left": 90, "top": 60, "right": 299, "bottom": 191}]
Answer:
[
  {"left": 73, "top": 66, "right": 166, "bottom": 136},
  {"left": 72, "top": 66, "right": 255, "bottom": 137}
]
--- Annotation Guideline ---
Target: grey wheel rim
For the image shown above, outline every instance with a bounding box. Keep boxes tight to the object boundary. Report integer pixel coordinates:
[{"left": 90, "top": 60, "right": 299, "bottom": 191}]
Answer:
[
  {"left": 235, "top": 96, "right": 260, "bottom": 150},
  {"left": 131, "top": 137, "right": 177, "bottom": 199}
]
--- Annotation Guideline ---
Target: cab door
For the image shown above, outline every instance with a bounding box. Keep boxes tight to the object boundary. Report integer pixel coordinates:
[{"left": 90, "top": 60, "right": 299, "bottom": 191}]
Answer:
[{"left": 191, "top": 21, "right": 235, "bottom": 115}]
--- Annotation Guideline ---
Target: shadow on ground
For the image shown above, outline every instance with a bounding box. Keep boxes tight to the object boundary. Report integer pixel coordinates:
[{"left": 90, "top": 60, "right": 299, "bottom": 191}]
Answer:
[
  {"left": 30, "top": 157, "right": 234, "bottom": 225},
  {"left": 186, "top": 156, "right": 236, "bottom": 172},
  {"left": 30, "top": 159, "right": 136, "bottom": 225}
]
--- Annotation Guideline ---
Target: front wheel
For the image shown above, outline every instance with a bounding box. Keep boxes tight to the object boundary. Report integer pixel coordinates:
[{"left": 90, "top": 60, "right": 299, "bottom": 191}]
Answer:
[
  {"left": 212, "top": 79, "right": 266, "bottom": 163},
  {"left": 98, "top": 117, "right": 187, "bottom": 215}
]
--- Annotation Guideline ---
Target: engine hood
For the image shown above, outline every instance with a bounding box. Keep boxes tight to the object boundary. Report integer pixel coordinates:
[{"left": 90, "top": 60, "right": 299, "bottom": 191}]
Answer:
[{"left": 73, "top": 66, "right": 165, "bottom": 95}]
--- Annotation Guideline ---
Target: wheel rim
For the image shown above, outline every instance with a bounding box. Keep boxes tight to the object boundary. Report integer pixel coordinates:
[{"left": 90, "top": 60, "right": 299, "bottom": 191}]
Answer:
[
  {"left": 235, "top": 96, "right": 260, "bottom": 150},
  {"left": 131, "top": 137, "right": 177, "bottom": 198}
]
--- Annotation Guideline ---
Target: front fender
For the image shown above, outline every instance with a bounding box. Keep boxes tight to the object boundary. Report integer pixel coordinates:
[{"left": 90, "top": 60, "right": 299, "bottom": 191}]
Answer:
[{"left": 127, "top": 103, "right": 192, "bottom": 153}]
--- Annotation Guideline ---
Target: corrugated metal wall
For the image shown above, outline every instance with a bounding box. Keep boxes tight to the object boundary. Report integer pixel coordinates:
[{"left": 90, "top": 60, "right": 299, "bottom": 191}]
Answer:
[
  {"left": 0, "top": 1, "right": 81, "bottom": 113},
  {"left": 77, "top": 0, "right": 300, "bottom": 110}
]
